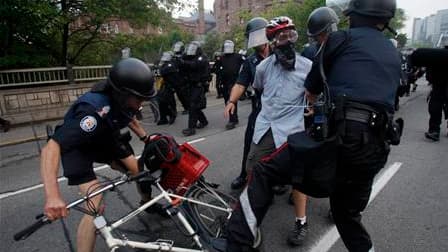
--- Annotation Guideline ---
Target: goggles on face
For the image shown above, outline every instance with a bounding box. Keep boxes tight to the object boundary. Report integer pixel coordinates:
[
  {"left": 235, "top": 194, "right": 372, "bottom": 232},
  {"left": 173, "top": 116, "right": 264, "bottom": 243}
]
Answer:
[{"left": 274, "top": 29, "right": 298, "bottom": 46}]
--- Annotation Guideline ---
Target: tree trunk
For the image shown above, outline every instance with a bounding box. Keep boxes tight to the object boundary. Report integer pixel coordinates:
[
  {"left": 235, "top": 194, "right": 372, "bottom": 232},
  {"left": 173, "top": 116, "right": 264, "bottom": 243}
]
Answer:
[{"left": 61, "top": 0, "right": 69, "bottom": 66}]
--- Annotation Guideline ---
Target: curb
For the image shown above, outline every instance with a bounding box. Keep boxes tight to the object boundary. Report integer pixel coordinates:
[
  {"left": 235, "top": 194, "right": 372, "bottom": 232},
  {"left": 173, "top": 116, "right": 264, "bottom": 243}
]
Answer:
[{"left": 0, "top": 135, "right": 47, "bottom": 148}]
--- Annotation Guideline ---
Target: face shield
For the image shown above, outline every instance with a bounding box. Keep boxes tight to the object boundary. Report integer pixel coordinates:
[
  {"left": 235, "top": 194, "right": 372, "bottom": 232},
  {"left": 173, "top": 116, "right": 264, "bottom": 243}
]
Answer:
[
  {"left": 223, "top": 40, "right": 235, "bottom": 54},
  {"left": 173, "top": 42, "right": 184, "bottom": 53},
  {"left": 273, "top": 29, "right": 298, "bottom": 46},
  {"left": 160, "top": 52, "right": 173, "bottom": 63},
  {"left": 326, "top": 0, "right": 350, "bottom": 17},
  {"left": 186, "top": 43, "right": 199, "bottom": 56},
  {"left": 247, "top": 28, "right": 269, "bottom": 49}
]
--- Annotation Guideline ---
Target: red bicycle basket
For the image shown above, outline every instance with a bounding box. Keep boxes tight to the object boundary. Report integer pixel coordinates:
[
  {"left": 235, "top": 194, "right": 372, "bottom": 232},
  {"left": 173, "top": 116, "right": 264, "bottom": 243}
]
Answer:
[{"left": 159, "top": 143, "right": 209, "bottom": 195}]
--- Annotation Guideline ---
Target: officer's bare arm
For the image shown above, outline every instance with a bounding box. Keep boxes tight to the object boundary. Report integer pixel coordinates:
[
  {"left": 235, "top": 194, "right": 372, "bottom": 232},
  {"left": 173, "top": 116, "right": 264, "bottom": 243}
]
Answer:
[
  {"left": 40, "top": 139, "right": 68, "bottom": 220},
  {"left": 128, "top": 117, "right": 147, "bottom": 140},
  {"left": 229, "top": 83, "right": 246, "bottom": 103}
]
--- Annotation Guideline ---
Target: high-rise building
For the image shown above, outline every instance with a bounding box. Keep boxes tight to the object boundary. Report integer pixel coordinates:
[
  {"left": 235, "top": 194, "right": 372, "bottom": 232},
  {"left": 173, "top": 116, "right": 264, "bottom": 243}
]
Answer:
[{"left": 412, "top": 9, "right": 448, "bottom": 47}]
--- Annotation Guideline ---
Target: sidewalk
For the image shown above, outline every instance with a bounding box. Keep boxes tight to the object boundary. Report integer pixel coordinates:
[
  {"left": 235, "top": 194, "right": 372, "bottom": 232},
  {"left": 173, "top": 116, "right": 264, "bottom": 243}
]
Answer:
[{"left": 0, "top": 91, "right": 224, "bottom": 148}]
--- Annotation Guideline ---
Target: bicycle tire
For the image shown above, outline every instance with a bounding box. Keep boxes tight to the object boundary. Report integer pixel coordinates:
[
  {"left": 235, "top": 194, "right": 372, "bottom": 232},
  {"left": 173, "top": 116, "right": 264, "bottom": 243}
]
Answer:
[{"left": 184, "top": 186, "right": 262, "bottom": 249}]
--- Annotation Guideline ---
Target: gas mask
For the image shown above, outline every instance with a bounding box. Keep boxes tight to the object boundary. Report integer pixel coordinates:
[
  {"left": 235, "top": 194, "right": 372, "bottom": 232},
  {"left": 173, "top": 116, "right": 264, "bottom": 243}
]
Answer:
[
  {"left": 273, "top": 29, "right": 298, "bottom": 70},
  {"left": 274, "top": 42, "right": 296, "bottom": 70}
]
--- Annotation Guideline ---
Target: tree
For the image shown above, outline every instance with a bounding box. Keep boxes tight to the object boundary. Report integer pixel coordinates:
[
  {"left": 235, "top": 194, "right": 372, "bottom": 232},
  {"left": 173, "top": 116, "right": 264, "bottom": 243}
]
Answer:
[{"left": 0, "top": 0, "right": 181, "bottom": 68}]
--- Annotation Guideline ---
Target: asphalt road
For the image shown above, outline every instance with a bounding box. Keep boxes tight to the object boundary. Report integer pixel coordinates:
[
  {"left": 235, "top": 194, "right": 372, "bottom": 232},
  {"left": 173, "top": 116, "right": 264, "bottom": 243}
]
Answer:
[{"left": 1, "top": 83, "right": 447, "bottom": 252}]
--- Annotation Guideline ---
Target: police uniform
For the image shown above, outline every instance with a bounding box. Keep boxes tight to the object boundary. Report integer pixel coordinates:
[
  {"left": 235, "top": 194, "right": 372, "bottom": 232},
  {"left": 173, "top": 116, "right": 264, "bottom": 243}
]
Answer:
[
  {"left": 234, "top": 52, "right": 265, "bottom": 180},
  {"left": 212, "top": 55, "right": 224, "bottom": 98},
  {"left": 220, "top": 53, "right": 245, "bottom": 124},
  {"left": 426, "top": 64, "right": 448, "bottom": 138},
  {"left": 159, "top": 61, "right": 179, "bottom": 124},
  {"left": 182, "top": 54, "right": 210, "bottom": 131},
  {"left": 301, "top": 43, "right": 319, "bottom": 61},
  {"left": 51, "top": 83, "right": 135, "bottom": 185},
  {"left": 174, "top": 55, "right": 191, "bottom": 112}
]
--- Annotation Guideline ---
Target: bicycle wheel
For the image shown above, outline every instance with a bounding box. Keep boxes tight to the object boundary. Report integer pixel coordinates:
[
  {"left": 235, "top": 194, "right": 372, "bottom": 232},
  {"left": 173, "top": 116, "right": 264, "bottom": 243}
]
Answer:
[
  {"left": 185, "top": 187, "right": 236, "bottom": 238},
  {"left": 184, "top": 186, "right": 262, "bottom": 249}
]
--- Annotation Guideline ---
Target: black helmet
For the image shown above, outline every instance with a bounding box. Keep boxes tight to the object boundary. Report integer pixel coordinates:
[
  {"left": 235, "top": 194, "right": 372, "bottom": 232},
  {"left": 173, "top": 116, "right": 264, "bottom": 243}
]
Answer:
[
  {"left": 245, "top": 17, "right": 269, "bottom": 49},
  {"left": 343, "top": 0, "right": 396, "bottom": 19},
  {"left": 307, "top": 7, "right": 339, "bottom": 37},
  {"left": 108, "top": 58, "right": 156, "bottom": 100}
]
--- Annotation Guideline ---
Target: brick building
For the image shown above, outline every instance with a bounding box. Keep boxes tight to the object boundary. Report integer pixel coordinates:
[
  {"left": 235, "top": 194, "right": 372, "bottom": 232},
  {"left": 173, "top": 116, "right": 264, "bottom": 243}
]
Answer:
[{"left": 214, "top": 0, "right": 303, "bottom": 33}]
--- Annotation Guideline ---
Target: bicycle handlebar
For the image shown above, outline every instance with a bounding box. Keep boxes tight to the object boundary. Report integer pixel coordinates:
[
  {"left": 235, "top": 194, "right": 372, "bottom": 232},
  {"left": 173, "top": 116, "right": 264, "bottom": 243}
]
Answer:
[
  {"left": 14, "top": 170, "right": 155, "bottom": 241},
  {"left": 14, "top": 215, "right": 50, "bottom": 241}
]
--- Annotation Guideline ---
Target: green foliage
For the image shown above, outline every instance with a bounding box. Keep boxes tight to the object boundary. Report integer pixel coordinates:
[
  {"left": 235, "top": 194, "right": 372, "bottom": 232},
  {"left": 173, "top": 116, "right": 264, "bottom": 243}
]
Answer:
[{"left": 0, "top": 0, "right": 181, "bottom": 68}]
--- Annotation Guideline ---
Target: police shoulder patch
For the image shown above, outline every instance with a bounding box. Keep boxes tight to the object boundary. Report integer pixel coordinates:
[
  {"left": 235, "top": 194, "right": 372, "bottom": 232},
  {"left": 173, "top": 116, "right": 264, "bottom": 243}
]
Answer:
[{"left": 80, "top": 115, "right": 97, "bottom": 132}]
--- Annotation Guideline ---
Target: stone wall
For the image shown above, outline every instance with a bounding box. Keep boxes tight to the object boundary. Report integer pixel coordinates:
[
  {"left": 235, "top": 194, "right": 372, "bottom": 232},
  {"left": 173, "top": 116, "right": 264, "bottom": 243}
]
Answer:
[{"left": 0, "top": 83, "right": 94, "bottom": 125}]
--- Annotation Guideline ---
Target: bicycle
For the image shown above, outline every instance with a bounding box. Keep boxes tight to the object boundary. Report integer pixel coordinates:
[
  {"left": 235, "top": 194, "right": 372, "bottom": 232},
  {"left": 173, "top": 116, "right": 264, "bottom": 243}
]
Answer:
[{"left": 14, "top": 134, "right": 261, "bottom": 251}]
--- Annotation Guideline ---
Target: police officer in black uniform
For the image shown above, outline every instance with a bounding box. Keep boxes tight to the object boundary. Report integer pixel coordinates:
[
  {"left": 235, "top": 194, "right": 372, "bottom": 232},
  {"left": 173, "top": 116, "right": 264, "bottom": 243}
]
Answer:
[
  {"left": 224, "top": 17, "right": 271, "bottom": 189},
  {"left": 218, "top": 40, "right": 245, "bottom": 130},
  {"left": 226, "top": 0, "right": 402, "bottom": 251},
  {"left": 158, "top": 51, "right": 178, "bottom": 125},
  {"left": 212, "top": 51, "right": 224, "bottom": 99},
  {"left": 420, "top": 42, "right": 448, "bottom": 141},
  {"left": 172, "top": 41, "right": 190, "bottom": 114},
  {"left": 40, "top": 58, "right": 160, "bottom": 252},
  {"left": 181, "top": 41, "right": 210, "bottom": 136}
]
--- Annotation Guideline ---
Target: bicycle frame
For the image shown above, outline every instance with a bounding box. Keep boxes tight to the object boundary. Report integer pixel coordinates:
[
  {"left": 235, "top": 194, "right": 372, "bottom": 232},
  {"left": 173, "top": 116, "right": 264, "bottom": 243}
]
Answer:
[{"left": 80, "top": 175, "right": 231, "bottom": 252}]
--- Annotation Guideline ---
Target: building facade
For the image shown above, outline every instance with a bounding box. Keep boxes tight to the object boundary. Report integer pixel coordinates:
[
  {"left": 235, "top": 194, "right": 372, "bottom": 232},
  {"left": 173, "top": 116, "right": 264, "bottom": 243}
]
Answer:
[{"left": 214, "top": 0, "right": 303, "bottom": 33}]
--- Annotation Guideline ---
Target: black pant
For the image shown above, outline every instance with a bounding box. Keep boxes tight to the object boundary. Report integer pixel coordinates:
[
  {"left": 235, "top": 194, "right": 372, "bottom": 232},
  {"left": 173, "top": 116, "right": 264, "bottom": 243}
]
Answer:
[
  {"left": 158, "top": 87, "right": 177, "bottom": 121},
  {"left": 428, "top": 84, "right": 448, "bottom": 133},
  {"left": 237, "top": 107, "right": 260, "bottom": 179},
  {"left": 188, "top": 85, "right": 207, "bottom": 129},
  {"left": 227, "top": 121, "right": 390, "bottom": 252},
  {"left": 223, "top": 83, "right": 238, "bottom": 123},
  {"left": 175, "top": 85, "right": 190, "bottom": 111},
  {"left": 216, "top": 78, "right": 224, "bottom": 97}
]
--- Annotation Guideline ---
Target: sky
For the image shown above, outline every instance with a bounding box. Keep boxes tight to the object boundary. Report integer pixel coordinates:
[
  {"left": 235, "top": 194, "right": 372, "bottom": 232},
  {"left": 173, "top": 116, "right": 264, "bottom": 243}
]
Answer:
[{"left": 196, "top": 0, "right": 448, "bottom": 37}]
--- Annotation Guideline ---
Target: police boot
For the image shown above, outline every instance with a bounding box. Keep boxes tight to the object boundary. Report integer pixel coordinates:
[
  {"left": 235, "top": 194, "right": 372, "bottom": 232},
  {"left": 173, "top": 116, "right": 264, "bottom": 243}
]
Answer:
[
  {"left": 196, "top": 121, "right": 209, "bottom": 129},
  {"left": 225, "top": 121, "right": 237, "bottom": 130},
  {"left": 168, "top": 115, "right": 176, "bottom": 125},
  {"left": 425, "top": 131, "right": 440, "bottom": 141},
  {"left": 157, "top": 118, "right": 169, "bottom": 125},
  {"left": 230, "top": 176, "right": 247, "bottom": 190},
  {"left": 182, "top": 128, "right": 196, "bottom": 136}
]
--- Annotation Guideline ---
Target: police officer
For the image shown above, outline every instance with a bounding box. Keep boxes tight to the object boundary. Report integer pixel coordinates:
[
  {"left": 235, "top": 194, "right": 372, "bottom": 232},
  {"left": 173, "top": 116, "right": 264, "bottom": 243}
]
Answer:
[
  {"left": 303, "top": 6, "right": 339, "bottom": 60},
  {"left": 40, "top": 58, "right": 160, "bottom": 252},
  {"left": 212, "top": 51, "right": 224, "bottom": 99},
  {"left": 158, "top": 51, "right": 178, "bottom": 125},
  {"left": 172, "top": 41, "right": 190, "bottom": 114},
  {"left": 218, "top": 40, "right": 245, "bottom": 130},
  {"left": 226, "top": 0, "right": 402, "bottom": 251},
  {"left": 422, "top": 42, "right": 448, "bottom": 141},
  {"left": 224, "top": 17, "right": 271, "bottom": 189},
  {"left": 180, "top": 41, "right": 210, "bottom": 136}
]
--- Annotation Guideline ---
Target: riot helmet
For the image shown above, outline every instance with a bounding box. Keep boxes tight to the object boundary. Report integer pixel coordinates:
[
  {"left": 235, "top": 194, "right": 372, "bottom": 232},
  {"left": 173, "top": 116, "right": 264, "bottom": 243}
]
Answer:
[
  {"left": 326, "top": 0, "right": 396, "bottom": 20},
  {"left": 108, "top": 58, "right": 156, "bottom": 101},
  {"left": 185, "top": 41, "right": 202, "bottom": 56},
  {"left": 160, "top": 51, "right": 174, "bottom": 63},
  {"left": 307, "top": 7, "right": 340, "bottom": 37},
  {"left": 173, "top": 41, "right": 185, "bottom": 55},
  {"left": 223, "top": 40, "right": 235, "bottom": 54},
  {"left": 245, "top": 17, "right": 269, "bottom": 49}
]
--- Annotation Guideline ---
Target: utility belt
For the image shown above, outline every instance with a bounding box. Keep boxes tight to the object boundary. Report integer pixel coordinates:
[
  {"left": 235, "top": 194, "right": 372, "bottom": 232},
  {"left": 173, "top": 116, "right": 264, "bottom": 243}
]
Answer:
[{"left": 333, "top": 97, "right": 403, "bottom": 146}]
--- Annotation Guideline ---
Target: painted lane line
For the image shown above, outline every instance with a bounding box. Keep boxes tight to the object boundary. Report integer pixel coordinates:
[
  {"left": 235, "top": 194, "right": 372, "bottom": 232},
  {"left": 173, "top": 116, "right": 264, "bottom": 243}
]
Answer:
[
  {"left": 0, "top": 138, "right": 206, "bottom": 200},
  {"left": 308, "top": 162, "right": 402, "bottom": 252}
]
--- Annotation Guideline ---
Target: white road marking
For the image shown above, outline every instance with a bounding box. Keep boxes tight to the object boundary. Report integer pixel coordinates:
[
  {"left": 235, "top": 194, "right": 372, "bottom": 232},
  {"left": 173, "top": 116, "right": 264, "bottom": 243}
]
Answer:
[
  {"left": 0, "top": 138, "right": 206, "bottom": 200},
  {"left": 308, "top": 162, "right": 402, "bottom": 252}
]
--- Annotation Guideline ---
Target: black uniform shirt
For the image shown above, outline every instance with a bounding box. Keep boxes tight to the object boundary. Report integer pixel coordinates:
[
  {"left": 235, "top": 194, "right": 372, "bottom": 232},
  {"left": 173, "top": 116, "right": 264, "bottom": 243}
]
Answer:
[
  {"left": 305, "top": 27, "right": 401, "bottom": 112},
  {"left": 236, "top": 52, "right": 265, "bottom": 88}
]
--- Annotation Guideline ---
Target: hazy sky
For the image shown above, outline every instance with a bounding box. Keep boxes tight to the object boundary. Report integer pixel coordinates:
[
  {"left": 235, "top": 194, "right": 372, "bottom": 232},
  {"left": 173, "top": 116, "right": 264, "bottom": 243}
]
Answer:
[{"left": 202, "top": 0, "right": 448, "bottom": 36}]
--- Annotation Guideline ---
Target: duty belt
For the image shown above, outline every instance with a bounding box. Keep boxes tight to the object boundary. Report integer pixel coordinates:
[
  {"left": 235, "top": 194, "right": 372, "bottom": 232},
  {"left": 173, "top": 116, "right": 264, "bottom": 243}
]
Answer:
[{"left": 344, "top": 104, "right": 385, "bottom": 128}]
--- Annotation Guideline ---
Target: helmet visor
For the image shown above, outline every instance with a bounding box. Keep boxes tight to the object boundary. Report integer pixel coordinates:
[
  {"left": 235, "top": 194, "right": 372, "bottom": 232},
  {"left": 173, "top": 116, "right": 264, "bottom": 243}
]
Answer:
[
  {"left": 160, "top": 52, "right": 172, "bottom": 62},
  {"left": 173, "top": 43, "right": 183, "bottom": 53},
  {"left": 326, "top": 0, "right": 350, "bottom": 16},
  {"left": 247, "top": 28, "right": 269, "bottom": 49},
  {"left": 223, "top": 41, "right": 235, "bottom": 54},
  {"left": 186, "top": 43, "right": 199, "bottom": 56},
  {"left": 274, "top": 29, "right": 298, "bottom": 46}
]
